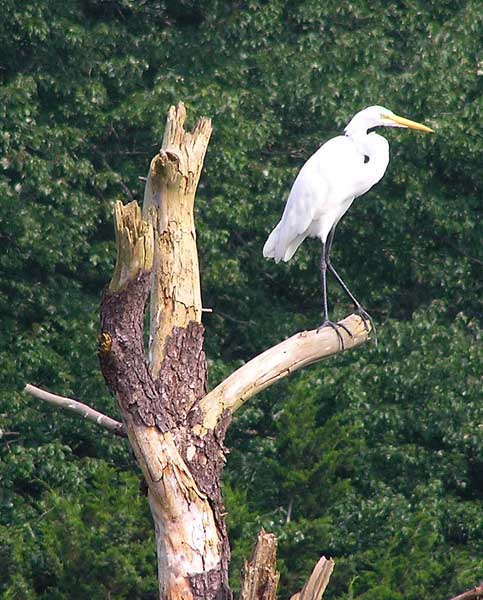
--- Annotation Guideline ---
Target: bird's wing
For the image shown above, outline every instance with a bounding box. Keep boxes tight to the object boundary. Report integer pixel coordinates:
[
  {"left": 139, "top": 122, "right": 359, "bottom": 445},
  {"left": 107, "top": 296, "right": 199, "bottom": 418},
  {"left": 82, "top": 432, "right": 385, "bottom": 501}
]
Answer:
[
  {"left": 263, "top": 155, "right": 330, "bottom": 262},
  {"left": 263, "top": 132, "right": 391, "bottom": 263}
]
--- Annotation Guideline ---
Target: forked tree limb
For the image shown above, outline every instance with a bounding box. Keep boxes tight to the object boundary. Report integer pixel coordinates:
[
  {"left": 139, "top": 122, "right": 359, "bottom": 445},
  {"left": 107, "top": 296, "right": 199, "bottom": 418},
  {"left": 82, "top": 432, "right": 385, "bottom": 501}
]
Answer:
[
  {"left": 24, "top": 384, "right": 126, "bottom": 437},
  {"left": 195, "top": 314, "right": 371, "bottom": 434},
  {"left": 98, "top": 111, "right": 231, "bottom": 600},
  {"left": 448, "top": 585, "right": 483, "bottom": 600},
  {"left": 25, "top": 102, "right": 374, "bottom": 600}
]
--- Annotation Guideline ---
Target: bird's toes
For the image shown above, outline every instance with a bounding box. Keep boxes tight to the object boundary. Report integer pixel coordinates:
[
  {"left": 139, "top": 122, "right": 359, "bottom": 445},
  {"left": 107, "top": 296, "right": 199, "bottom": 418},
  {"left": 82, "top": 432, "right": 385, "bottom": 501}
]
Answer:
[
  {"left": 337, "top": 321, "right": 353, "bottom": 338},
  {"left": 317, "top": 320, "right": 347, "bottom": 350},
  {"left": 354, "top": 307, "right": 378, "bottom": 346}
]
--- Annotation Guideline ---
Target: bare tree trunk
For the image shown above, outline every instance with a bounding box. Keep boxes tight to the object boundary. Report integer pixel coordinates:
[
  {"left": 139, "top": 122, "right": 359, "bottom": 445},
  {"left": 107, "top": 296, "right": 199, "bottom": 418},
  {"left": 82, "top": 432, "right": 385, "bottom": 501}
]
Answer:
[
  {"left": 21, "top": 99, "right": 373, "bottom": 598},
  {"left": 95, "top": 103, "right": 372, "bottom": 599},
  {"left": 98, "top": 108, "right": 232, "bottom": 600}
]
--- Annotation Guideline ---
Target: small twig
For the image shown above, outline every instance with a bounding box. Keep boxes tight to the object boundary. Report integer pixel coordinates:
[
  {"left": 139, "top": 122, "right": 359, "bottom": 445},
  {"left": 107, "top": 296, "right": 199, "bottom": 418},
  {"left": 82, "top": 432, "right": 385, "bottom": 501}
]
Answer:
[
  {"left": 286, "top": 497, "right": 293, "bottom": 524},
  {"left": 448, "top": 584, "right": 483, "bottom": 600},
  {"left": 24, "top": 384, "right": 127, "bottom": 437}
]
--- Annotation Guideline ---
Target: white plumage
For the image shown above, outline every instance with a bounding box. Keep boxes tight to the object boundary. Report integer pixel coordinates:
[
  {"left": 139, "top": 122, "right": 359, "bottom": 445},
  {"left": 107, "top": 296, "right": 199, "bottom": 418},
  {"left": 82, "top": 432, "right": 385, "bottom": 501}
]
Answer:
[
  {"left": 263, "top": 105, "right": 433, "bottom": 337},
  {"left": 263, "top": 132, "right": 389, "bottom": 262}
]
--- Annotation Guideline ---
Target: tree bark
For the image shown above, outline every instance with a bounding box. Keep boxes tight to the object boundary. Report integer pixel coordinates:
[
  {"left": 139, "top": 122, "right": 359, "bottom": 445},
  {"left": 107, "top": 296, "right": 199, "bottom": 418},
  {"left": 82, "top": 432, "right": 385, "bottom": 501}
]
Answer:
[
  {"left": 239, "top": 529, "right": 335, "bottom": 600},
  {"left": 99, "top": 107, "right": 232, "bottom": 600},
  {"left": 97, "top": 103, "right": 371, "bottom": 600},
  {"left": 239, "top": 529, "right": 280, "bottom": 600}
]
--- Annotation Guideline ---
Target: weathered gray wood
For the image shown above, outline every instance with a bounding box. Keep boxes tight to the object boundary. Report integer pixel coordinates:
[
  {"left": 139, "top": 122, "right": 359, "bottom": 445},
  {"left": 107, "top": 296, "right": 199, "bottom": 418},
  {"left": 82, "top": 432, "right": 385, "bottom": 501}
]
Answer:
[
  {"left": 195, "top": 314, "right": 371, "bottom": 435},
  {"left": 142, "top": 102, "right": 212, "bottom": 377},
  {"left": 24, "top": 384, "right": 126, "bottom": 437}
]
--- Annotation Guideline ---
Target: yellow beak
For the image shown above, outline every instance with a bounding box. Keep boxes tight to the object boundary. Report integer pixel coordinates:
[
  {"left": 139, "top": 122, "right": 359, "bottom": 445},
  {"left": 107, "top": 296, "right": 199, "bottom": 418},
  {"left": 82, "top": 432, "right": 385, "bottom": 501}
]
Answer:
[{"left": 387, "top": 114, "right": 434, "bottom": 133}]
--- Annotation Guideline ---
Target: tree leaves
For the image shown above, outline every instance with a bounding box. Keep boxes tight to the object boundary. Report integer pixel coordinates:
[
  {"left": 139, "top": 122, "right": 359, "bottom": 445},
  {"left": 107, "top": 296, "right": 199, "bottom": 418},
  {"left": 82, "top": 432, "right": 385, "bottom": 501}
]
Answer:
[{"left": 0, "top": 0, "right": 481, "bottom": 598}]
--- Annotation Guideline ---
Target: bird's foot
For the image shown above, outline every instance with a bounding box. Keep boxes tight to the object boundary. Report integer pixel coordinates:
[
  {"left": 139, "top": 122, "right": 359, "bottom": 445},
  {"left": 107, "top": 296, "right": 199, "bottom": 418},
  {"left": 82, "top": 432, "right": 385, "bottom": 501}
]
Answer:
[
  {"left": 317, "top": 319, "right": 353, "bottom": 350},
  {"left": 355, "top": 306, "right": 377, "bottom": 346}
]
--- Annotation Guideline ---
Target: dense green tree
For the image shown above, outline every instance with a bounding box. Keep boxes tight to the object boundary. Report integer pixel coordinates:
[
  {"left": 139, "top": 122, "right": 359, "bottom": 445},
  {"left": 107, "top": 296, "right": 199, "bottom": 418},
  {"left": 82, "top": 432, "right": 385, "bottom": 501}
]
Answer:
[{"left": 1, "top": 1, "right": 481, "bottom": 598}]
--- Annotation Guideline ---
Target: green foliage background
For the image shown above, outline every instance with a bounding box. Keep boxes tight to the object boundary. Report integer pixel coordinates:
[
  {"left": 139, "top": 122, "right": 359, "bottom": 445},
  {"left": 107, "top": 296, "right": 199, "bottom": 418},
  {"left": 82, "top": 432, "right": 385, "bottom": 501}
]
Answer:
[{"left": 1, "top": 1, "right": 481, "bottom": 598}]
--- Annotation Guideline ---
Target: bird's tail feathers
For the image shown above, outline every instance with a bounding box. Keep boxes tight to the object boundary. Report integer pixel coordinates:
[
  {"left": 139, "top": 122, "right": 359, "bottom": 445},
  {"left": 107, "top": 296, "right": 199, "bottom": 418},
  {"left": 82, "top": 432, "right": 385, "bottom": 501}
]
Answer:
[
  {"left": 281, "top": 234, "right": 305, "bottom": 261},
  {"left": 263, "top": 227, "right": 281, "bottom": 262},
  {"left": 263, "top": 225, "right": 304, "bottom": 263}
]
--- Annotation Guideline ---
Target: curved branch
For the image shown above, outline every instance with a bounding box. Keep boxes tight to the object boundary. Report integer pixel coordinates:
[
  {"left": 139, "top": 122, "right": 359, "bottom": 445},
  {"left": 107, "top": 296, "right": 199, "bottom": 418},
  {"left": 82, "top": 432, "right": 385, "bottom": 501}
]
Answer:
[
  {"left": 195, "top": 314, "right": 371, "bottom": 434},
  {"left": 24, "top": 384, "right": 126, "bottom": 437}
]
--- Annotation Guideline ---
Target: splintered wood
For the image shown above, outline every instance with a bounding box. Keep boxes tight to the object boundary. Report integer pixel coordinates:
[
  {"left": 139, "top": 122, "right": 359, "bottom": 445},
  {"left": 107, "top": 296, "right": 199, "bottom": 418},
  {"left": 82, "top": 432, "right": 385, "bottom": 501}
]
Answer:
[
  {"left": 240, "top": 529, "right": 280, "bottom": 600},
  {"left": 290, "top": 556, "right": 335, "bottom": 600},
  {"left": 239, "top": 529, "right": 334, "bottom": 600},
  {"left": 110, "top": 200, "right": 153, "bottom": 292},
  {"left": 142, "top": 102, "right": 212, "bottom": 376}
]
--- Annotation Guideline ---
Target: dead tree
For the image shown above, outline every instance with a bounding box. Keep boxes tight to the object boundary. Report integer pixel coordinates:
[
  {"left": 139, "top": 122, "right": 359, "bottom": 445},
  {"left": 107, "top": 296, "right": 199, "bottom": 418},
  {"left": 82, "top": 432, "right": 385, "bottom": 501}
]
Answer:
[{"left": 26, "top": 103, "right": 372, "bottom": 599}]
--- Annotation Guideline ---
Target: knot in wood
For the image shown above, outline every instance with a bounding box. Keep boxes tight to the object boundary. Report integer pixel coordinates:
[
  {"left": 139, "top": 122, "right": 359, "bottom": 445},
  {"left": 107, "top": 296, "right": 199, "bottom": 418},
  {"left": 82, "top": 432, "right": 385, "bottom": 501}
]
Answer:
[
  {"left": 152, "top": 150, "right": 182, "bottom": 185},
  {"left": 98, "top": 332, "right": 112, "bottom": 354}
]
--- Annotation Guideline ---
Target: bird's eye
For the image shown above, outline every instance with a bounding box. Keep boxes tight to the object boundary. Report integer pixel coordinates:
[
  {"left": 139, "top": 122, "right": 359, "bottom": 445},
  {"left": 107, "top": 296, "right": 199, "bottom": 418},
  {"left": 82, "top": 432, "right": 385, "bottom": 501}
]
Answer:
[{"left": 364, "top": 155, "right": 370, "bottom": 164}]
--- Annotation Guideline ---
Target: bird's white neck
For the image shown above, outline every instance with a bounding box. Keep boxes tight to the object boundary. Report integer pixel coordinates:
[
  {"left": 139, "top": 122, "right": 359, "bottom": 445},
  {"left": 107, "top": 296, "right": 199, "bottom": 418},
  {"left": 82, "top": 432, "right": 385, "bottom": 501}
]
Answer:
[
  {"left": 344, "top": 111, "right": 371, "bottom": 139},
  {"left": 345, "top": 127, "right": 390, "bottom": 191},
  {"left": 344, "top": 128, "right": 375, "bottom": 158}
]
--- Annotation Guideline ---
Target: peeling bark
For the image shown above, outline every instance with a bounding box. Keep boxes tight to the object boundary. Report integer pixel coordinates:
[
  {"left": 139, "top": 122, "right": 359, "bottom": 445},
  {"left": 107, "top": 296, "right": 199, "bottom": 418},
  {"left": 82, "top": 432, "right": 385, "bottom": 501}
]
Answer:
[
  {"left": 99, "top": 108, "right": 230, "bottom": 600},
  {"left": 99, "top": 272, "right": 231, "bottom": 599}
]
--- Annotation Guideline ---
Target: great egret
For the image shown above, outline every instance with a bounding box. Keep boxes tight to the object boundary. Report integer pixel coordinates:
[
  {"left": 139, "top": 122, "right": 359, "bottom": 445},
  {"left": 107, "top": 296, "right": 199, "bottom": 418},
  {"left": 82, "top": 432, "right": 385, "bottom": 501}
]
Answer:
[{"left": 263, "top": 105, "right": 434, "bottom": 344}]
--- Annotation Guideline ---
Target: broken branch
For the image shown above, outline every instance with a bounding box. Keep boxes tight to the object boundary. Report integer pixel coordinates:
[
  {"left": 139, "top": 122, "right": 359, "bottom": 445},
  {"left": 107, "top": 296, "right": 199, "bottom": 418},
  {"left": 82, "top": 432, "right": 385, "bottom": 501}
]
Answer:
[
  {"left": 24, "top": 384, "right": 126, "bottom": 437},
  {"left": 196, "top": 313, "right": 371, "bottom": 433},
  {"left": 290, "top": 556, "right": 335, "bottom": 600},
  {"left": 239, "top": 529, "right": 280, "bottom": 600}
]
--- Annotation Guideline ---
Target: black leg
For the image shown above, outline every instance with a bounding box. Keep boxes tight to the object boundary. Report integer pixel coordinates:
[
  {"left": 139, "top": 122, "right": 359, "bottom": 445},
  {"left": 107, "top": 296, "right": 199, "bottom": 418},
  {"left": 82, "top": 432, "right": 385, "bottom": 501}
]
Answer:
[
  {"left": 325, "top": 227, "right": 377, "bottom": 343},
  {"left": 317, "top": 243, "right": 351, "bottom": 349},
  {"left": 321, "top": 242, "right": 329, "bottom": 322}
]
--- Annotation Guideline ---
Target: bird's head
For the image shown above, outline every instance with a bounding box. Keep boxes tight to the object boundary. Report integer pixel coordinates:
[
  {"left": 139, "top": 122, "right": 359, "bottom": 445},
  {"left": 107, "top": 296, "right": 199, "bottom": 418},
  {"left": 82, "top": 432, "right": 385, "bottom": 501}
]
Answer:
[{"left": 345, "top": 105, "right": 434, "bottom": 137}]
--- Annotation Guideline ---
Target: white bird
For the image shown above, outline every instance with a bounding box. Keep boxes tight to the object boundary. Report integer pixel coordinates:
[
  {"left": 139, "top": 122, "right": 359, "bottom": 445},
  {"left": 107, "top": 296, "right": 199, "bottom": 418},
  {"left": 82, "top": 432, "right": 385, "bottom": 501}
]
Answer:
[{"left": 263, "top": 105, "right": 434, "bottom": 342}]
